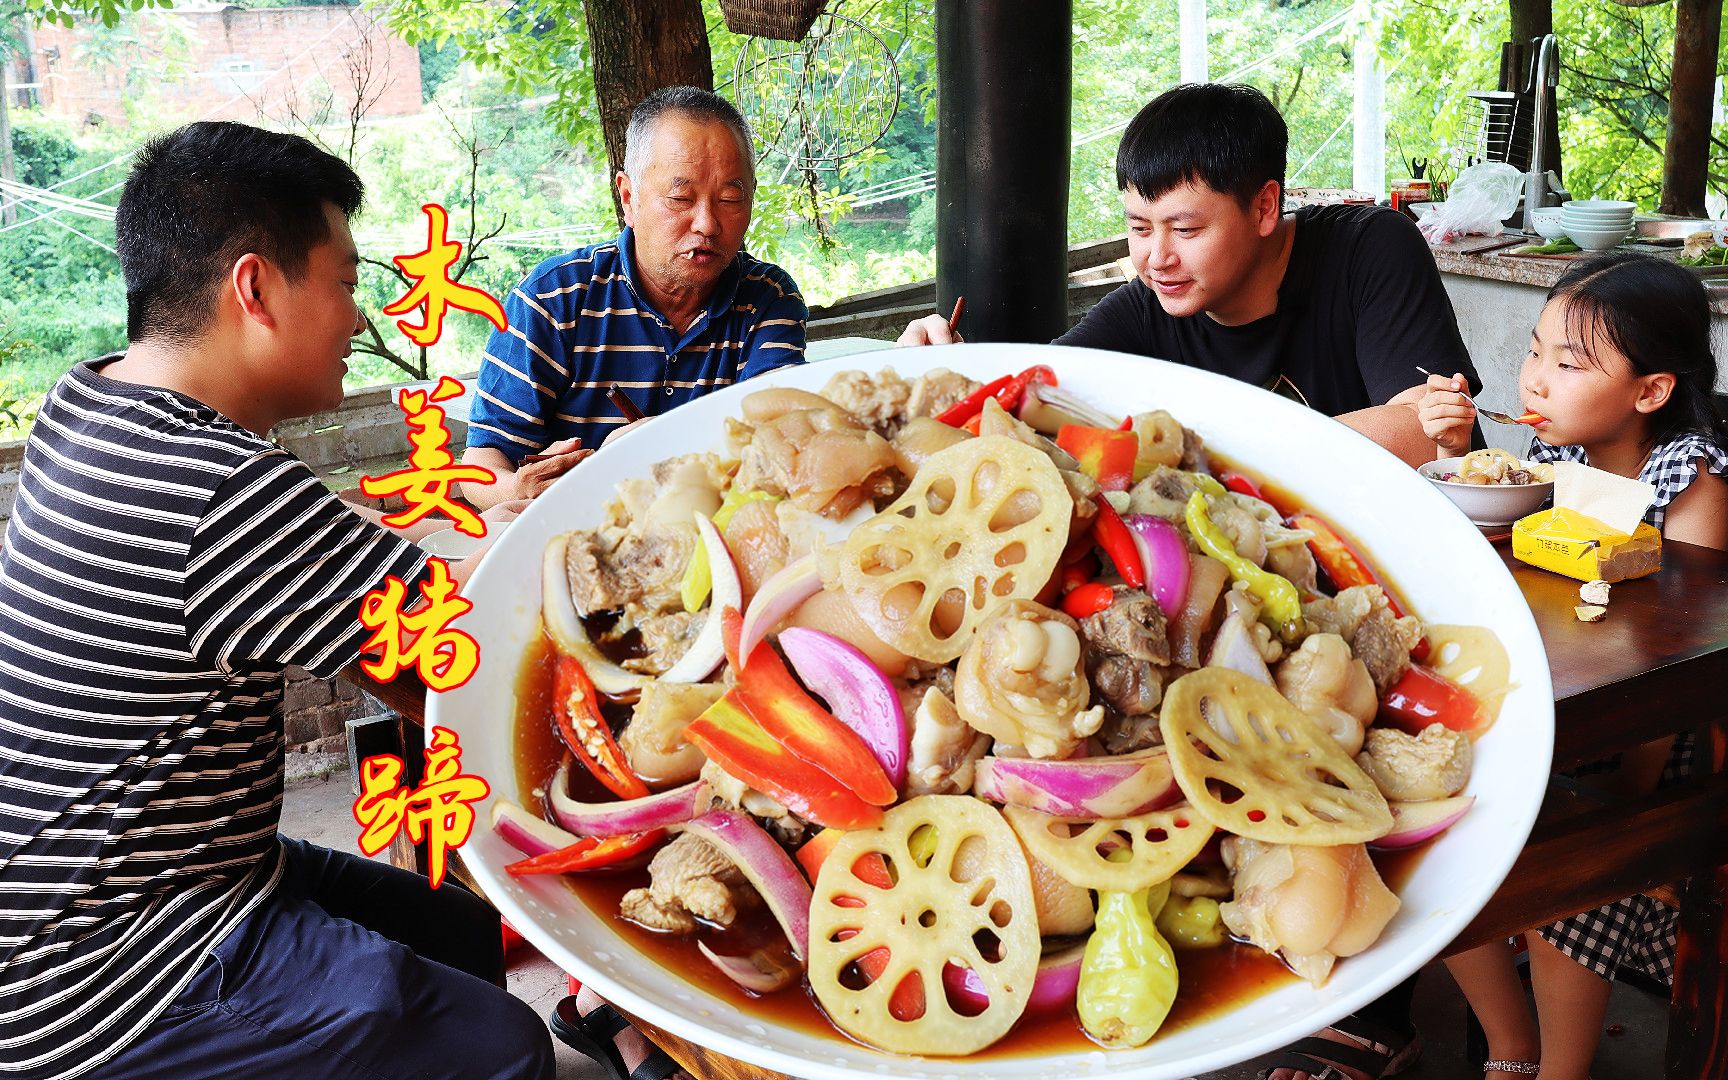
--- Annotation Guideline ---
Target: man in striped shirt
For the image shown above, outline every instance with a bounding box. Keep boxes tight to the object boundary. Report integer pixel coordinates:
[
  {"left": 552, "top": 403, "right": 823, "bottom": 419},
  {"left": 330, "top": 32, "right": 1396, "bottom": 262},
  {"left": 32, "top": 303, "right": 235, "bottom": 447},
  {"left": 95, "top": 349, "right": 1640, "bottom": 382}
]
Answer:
[
  {"left": 0, "top": 123, "right": 551, "bottom": 1078},
  {"left": 461, "top": 87, "right": 808, "bottom": 509}
]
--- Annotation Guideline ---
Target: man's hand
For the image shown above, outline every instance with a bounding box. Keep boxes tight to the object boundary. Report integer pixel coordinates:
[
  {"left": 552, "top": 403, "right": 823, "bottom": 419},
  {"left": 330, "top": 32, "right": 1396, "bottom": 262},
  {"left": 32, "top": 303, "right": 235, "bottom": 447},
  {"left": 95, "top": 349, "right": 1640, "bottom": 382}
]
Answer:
[
  {"left": 602, "top": 418, "right": 648, "bottom": 447},
  {"left": 896, "top": 313, "right": 965, "bottom": 348},
  {"left": 462, "top": 440, "right": 591, "bottom": 508}
]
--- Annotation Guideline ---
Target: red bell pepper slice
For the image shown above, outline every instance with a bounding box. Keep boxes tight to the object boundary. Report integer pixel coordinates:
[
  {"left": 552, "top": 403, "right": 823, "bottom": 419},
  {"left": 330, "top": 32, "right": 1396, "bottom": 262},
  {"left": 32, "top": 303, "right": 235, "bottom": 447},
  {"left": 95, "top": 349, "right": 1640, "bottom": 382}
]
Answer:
[
  {"left": 1289, "top": 512, "right": 1407, "bottom": 615},
  {"left": 553, "top": 655, "right": 649, "bottom": 800},
  {"left": 684, "top": 691, "right": 884, "bottom": 830},
  {"left": 733, "top": 638, "right": 897, "bottom": 807},
  {"left": 1061, "top": 581, "right": 1116, "bottom": 620},
  {"left": 1220, "top": 472, "right": 1265, "bottom": 501},
  {"left": 1057, "top": 425, "right": 1138, "bottom": 491},
  {"left": 1061, "top": 551, "right": 1100, "bottom": 593},
  {"left": 1514, "top": 411, "right": 1546, "bottom": 425},
  {"left": 1117, "top": 415, "right": 1135, "bottom": 432},
  {"left": 505, "top": 829, "right": 663, "bottom": 875},
  {"left": 935, "top": 375, "right": 1014, "bottom": 427},
  {"left": 934, "top": 365, "right": 1058, "bottom": 427},
  {"left": 1089, "top": 494, "right": 1146, "bottom": 589},
  {"left": 962, "top": 412, "right": 983, "bottom": 436},
  {"left": 1378, "top": 664, "right": 1486, "bottom": 735}
]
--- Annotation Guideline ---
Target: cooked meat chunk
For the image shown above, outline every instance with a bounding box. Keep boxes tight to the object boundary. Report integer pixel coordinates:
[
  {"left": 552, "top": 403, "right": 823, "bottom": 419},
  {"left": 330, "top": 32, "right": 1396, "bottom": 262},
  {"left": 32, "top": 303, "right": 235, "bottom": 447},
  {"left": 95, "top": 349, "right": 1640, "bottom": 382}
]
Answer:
[
  {"left": 1081, "top": 587, "right": 1171, "bottom": 665},
  {"left": 1177, "top": 426, "right": 1211, "bottom": 474},
  {"left": 1089, "top": 654, "right": 1166, "bottom": 717},
  {"left": 1097, "top": 709, "right": 1164, "bottom": 754},
  {"left": 890, "top": 415, "right": 972, "bottom": 480},
  {"left": 1301, "top": 585, "right": 1422, "bottom": 656},
  {"left": 1220, "top": 838, "right": 1399, "bottom": 987},
  {"left": 620, "top": 833, "right": 757, "bottom": 933},
  {"left": 1274, "top": 633, "right": 1377, "bottom": 756},
  {"left": 820, "top": 367, "right": 914, "bottom": 436},
  {"left": 722, "top": 496, "right": 789, "bottom": 605},
  {"left": 954, "top": 601, "right": 1099, "bottom": 758},
  {"left": 625, "top": 609, "right": 703, "bottom": 675},
  {"left": 1265, "top": 539, "right": 1319, "bottom": 595},
  {"left": 904, "top": 368, "right": 979, "bottom": 420},
  {"left": 905, "top": 687, "right": 991, "bottom": 797},
  {"left": 1126, "top": 465, "right": 1204, "bottom": 522},
  {"left": 563, "top": 526, "right": 694, "bottom": 617},
  {"left": 1356, "top": 723, "right": 1472, "bottom": 801},
  {"left": 621, "top": 681, "right": 719, "bottom": 786},
  {"left": 1352, "top": 607, "right": 1411, "bottom": 695},
  {"left": 1206, "top": 496, "right": 1267, "bottom": 567},
  {"left": 734, "top": 396, "right": 899, "bottom": 517}
]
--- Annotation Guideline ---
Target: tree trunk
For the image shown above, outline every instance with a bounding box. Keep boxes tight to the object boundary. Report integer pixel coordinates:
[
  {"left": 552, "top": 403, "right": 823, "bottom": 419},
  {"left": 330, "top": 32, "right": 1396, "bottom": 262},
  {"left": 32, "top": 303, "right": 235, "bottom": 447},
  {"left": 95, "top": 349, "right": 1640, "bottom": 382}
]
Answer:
[
  {"left": 1506, "top": 0, "right": 1560, "bottom": 181},
  {"left": 583, "top": 0, "right": 714, "bottom": 227},
  {"left": 1660, "top": 0, "right": 1722, "bottom": 216}
]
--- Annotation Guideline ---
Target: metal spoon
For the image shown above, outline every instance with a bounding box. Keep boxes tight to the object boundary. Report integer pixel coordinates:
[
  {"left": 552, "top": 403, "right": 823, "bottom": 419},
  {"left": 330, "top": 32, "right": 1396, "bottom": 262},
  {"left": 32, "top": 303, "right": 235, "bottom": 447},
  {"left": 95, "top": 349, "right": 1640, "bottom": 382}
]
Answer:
[{"left": 1414, "top": 367, "right": 1539, "bottom": 425}]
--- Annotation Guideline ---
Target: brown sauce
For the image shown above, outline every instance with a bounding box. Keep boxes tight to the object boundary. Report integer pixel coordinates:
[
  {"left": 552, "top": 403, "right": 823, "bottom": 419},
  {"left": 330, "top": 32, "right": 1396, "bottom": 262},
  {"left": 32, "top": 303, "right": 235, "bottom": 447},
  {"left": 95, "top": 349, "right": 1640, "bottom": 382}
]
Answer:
[{"left": 509, "top": 642, "right": 1440, "bottom": 1060}]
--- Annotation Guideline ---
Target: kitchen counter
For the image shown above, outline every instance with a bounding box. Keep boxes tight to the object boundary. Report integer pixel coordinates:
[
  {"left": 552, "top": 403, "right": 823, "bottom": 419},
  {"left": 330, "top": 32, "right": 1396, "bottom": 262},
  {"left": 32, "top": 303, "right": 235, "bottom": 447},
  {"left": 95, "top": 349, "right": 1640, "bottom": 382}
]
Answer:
[
  {"left": 1428, "top": 236, "right": 1728, "bottom": 455},
  {"left": 1429, "top": 235, "right": 1728, "bottom": 313}
]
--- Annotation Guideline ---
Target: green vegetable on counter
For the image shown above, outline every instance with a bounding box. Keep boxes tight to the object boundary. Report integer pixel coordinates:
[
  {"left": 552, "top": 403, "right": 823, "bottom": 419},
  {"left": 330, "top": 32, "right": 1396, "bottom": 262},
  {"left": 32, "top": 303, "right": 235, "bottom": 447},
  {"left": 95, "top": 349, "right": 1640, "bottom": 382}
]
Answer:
[
  {"left": 1516, "top": 238, "right": 1580, "bottom": 255},
  {"left": 1078, "top": 881, "right": 1179, "bottom": 1048},
  {"left": 1185, "top": 491, "right": 1305, "bottom": 641},
  {"left": 1678, "top": 245, "right": 1728, "bottom": 267}
]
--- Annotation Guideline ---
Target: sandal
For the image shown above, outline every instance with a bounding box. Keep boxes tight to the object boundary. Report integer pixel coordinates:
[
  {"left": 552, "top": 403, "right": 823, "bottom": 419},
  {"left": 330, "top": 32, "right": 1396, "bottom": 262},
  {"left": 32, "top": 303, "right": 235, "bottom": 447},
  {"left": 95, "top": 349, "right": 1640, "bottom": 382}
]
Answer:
[
  {"left": 1483, "top": 1062, "right": 1539, "bottom": 1077},
  {"left": 1260, "top": 1011, "right": 1422, "bottom": 1080}
]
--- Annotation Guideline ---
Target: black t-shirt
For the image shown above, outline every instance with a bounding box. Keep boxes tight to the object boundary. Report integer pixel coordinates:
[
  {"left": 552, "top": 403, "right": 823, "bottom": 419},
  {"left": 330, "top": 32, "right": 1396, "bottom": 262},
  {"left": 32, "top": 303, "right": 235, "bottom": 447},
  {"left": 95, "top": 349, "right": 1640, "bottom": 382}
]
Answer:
[{"left": 1056, "top": 203, "right": 1480, "bottom": 416}]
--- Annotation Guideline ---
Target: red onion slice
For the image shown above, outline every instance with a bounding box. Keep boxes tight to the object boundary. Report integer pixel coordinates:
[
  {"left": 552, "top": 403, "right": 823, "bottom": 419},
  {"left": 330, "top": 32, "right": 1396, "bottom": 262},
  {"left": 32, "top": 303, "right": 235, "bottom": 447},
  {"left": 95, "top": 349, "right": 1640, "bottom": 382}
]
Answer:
[
  {"left": 682, "top": 809, "right": 813, "bottom": 961},
  {"left": 973, "top": 751, "right": 1178, "bottom": 819},
  {"left": 547, "top": 764, "right": 707, "bottom": 838}
]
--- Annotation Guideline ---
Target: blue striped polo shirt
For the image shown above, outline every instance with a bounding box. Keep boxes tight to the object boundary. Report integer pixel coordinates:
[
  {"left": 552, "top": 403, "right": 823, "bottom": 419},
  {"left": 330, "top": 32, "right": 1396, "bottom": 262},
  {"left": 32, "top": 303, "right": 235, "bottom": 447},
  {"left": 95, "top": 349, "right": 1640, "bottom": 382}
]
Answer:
[{"left": 467, "top": 227, "right": 808, "bottom": 459}]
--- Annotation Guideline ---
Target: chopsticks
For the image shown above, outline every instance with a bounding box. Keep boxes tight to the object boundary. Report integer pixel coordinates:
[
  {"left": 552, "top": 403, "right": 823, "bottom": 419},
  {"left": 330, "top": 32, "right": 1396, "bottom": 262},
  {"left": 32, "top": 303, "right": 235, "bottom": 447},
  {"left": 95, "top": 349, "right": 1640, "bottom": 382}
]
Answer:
[
  {"left": 607, "top": 385, "right": 647, "bottom": 423},
  {"left": 947, "top": 296, "right": 965, "bottom": 337}
]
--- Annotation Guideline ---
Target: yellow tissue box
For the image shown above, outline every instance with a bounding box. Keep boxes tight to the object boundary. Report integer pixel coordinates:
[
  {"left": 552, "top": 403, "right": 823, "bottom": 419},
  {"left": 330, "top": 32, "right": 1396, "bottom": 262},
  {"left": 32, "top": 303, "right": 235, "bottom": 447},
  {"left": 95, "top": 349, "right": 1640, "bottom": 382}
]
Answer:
[{"left": 1512, "top": 507, "right": 1662, "bottom": 583}]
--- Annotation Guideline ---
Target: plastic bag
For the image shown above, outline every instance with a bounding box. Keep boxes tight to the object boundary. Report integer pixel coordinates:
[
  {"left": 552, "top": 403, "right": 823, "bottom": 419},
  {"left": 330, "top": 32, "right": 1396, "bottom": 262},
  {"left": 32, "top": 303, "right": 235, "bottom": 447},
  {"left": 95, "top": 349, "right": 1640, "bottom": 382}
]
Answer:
[{"left": 1416, "top": 162, "right": 1524, "bottom": 243}]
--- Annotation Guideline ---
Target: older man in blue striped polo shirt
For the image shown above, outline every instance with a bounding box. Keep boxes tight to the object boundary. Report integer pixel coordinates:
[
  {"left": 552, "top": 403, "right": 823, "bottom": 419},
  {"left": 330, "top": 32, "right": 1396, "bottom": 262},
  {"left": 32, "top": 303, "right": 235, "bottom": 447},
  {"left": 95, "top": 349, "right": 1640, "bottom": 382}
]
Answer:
[{"left": 462, "top": 87, "right": 807, "bottom": 508}]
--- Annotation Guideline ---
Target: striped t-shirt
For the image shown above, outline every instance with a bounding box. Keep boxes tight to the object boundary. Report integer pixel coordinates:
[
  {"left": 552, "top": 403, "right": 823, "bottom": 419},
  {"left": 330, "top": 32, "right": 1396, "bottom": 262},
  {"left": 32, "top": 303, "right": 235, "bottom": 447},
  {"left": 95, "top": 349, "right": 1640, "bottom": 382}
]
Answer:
[
  {"left": 466, "top": 227, "right": 807, "bottom": 460},
  {"left": 0, "top": 360, "right": 429, "bottom": 1078}
]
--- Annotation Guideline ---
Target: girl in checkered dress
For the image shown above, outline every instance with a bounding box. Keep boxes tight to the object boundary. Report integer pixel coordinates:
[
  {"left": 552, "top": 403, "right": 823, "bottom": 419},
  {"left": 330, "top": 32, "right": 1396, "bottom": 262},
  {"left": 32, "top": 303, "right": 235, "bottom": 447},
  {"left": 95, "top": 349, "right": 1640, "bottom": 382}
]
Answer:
[{"left": 1418, "top": 251, "right": 1727, "bottom": 1079}]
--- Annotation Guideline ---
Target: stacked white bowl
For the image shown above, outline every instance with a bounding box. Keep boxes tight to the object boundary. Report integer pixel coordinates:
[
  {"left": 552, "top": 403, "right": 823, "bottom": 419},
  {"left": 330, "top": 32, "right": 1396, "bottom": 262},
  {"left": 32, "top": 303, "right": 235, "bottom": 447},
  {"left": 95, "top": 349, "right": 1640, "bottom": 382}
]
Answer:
[{"left": 1559, "top": 200, "right": 1635, "bottom": 251}]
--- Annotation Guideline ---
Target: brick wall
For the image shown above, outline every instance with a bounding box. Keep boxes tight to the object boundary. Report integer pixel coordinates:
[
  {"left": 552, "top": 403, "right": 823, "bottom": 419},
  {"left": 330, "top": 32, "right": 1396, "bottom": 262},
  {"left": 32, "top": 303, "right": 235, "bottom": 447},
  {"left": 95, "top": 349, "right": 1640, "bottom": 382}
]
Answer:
[
  {"left": 283, "top": 663, "right": 386, "bottom": 755},
  {"left": 32, "top": 5, "right": 422, "bottom": 127}
]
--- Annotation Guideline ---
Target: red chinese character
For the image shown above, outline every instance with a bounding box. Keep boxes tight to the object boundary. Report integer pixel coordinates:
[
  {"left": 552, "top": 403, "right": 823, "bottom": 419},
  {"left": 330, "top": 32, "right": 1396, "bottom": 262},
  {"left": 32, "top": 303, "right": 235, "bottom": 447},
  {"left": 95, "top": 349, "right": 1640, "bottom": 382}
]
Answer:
[
  {"left": 358, "top": 559, "right": 480, "bottom": 691},
  {"left": 361, "top": 375, "right": 494, "bottom": 536},
  {"left": 352, "top": 727, "right": 491, "bottom": 888},
  {"left": 382, "top": 203, "right": 507, "bottom": 347}
]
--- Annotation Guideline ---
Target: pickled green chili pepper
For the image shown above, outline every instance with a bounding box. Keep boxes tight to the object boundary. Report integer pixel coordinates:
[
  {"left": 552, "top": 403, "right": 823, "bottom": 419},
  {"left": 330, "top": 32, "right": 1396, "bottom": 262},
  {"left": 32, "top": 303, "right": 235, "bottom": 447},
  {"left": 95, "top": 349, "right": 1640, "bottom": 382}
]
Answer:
[
  {"left": 1184, "top": 490, "right": 1304, "bottom": 641},
  {"left": 1155, "top": 894, "right": 1227, "bottom": 948},
  {"left": 1078, "top": 880, "right": 1178, "bottom": 1048}
]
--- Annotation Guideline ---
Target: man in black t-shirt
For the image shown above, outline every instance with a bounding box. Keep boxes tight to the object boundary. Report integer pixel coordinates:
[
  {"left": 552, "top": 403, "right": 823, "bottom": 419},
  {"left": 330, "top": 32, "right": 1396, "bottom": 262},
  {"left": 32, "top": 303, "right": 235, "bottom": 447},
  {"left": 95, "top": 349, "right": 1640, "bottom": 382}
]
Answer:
[
  {"left": 900, "top": 82, "right": 1481, "bottom": 468},
  {"left": 903, "top": 84, "right": 1458, "bottom": 1078}
]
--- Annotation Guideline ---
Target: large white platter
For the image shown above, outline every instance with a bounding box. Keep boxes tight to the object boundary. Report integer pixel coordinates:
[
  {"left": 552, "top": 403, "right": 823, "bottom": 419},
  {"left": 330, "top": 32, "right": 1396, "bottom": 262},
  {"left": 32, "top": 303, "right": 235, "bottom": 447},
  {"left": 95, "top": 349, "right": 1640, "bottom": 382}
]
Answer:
[{"left": 429, "top": 343, "right": 1554, "bottom": 1080}]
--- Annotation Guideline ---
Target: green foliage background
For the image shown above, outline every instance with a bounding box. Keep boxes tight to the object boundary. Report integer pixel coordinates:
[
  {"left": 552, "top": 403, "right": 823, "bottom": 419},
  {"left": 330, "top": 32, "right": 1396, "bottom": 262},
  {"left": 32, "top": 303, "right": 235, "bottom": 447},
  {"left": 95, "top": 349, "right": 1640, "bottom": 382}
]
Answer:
[{"left": 0, "top": 0, "right": 1705, "bottom": 436}]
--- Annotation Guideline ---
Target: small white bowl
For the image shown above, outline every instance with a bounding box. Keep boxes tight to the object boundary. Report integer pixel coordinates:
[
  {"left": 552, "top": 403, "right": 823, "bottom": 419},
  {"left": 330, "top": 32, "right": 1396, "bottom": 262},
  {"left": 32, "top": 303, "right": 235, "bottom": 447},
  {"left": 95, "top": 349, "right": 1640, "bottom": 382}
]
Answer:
[
  {"left": 1563, "top": 226, "right": 1631, "bottom": 252},
  {"left": 418, "top": 521, "right": 506, "bottom": 559},
  {"left": 1529, "top": 208, "right": 1567, "bottom": 241},
  {"left": 1562, "top": 199, "right": 1636, "bottom": 213},
  {"left": 1419, "top": 458, "right": 1554, "bottom": 526}
]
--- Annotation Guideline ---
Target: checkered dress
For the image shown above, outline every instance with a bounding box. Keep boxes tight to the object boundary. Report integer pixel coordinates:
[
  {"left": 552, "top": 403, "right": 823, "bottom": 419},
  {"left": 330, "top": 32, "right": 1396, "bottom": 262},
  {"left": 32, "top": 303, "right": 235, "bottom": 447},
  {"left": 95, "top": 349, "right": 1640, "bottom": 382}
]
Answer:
[
  {"left": 1525, "top": 429, "right": 1728, "bottom": 532},
  {"left": 1538, "top": 737, "right": 1694, "bottom": 984},
  {"left": 1525, "top": 429, "right": 1724, "bottom": 984}
]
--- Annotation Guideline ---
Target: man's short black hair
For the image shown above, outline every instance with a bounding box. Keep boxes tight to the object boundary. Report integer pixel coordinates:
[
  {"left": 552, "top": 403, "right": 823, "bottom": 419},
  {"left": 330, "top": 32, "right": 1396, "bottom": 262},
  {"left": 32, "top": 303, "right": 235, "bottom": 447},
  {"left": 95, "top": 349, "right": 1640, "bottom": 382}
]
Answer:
[
  {"left": 115, "top": 121, "right": 364, "bottom": 343},
  {"left": 1116, "top": 83, "right": 1287, "bottom": 207}
]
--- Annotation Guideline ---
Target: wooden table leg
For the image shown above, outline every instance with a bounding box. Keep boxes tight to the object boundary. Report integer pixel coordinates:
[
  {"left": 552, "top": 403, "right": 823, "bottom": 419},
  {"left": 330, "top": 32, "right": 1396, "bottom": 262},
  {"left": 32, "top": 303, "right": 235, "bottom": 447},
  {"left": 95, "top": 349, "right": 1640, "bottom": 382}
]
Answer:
[{"left": 1666, "top": 864, "right": 1727, "bottom": 1079}]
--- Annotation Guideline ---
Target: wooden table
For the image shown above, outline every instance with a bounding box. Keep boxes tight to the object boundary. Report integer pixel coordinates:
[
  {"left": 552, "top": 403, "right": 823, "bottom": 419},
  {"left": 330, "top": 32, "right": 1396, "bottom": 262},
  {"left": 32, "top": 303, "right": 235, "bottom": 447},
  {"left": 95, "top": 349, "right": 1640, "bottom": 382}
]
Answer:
[{"left": 348, "top": 540, "right": 1728, "bottom": 1080}]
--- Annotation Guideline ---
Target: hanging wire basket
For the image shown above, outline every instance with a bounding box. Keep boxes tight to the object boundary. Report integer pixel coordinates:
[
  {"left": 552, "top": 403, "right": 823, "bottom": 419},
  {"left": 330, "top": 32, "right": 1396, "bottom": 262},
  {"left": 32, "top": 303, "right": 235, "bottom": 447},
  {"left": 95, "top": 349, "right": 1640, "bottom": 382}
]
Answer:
[
  {"left": 729, "top": 11, "right": 901, "bottom": 169},
  {"left": 719, "top": 0, "right": 829, "bottom": 42}
]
